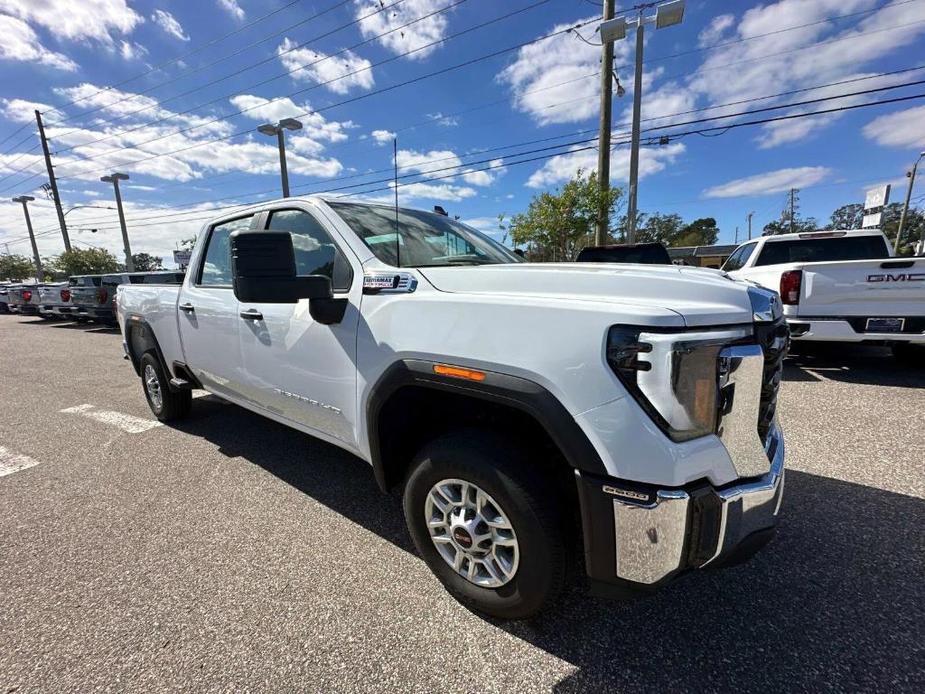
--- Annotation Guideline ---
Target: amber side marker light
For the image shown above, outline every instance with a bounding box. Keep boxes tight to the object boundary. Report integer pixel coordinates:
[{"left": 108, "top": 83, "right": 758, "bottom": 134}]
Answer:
[{"left": 433, "top": 364, "right": 486, "bottom": 382}]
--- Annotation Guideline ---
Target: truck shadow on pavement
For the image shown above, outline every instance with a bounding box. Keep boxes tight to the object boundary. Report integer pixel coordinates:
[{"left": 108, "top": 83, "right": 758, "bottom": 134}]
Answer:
[
  {"left": 785, "top": 343, "right": 925, "bottom": 388},
  {"left": 175, "top": 399, "right": 924, "bottom": 692}
]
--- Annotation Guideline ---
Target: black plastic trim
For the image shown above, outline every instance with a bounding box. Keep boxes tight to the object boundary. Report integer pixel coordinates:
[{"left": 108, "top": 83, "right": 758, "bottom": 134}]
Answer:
[
  {"left": 366, "top": 359, "right": 607, "bottom": 491},
  {"left": 123, "top": 314, "right": 183, "bottom": 391}
]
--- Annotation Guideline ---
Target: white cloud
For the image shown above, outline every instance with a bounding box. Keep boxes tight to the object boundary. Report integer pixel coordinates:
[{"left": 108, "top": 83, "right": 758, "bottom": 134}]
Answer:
[
  {"left": 498, "top": 16, "right": 613, "bottom": 126},
  {"left": 862, "top": 105, "right": 925, "bottom": 148},
  {"left": 0, "top": 98, "right": 65, "bottom": 123},
  {"left": 398, "top": 182, "right": 477, "bottom": 202},
  {"left": 704, "top": 166, "right": 832, "bottom": 198},
  {"left": 371, "top": 129, "right": 396, "bottom": 145},
  {"left": 0, "top": 15, "right": 77, "bottom": 71},
  {"left": 0, "top": 0, "right": 142, "bottom": 43},
  {"left": 229, "top": 94, "right": 353, "bottom": 148},
  {"left": 354, "top": 0, "right": 452, "bottom": 60},
  {"left": 151, "top": 9, "right": 189, "bottom": 41},
  {"left": 277, "top": 39, "right": 374, "bottom": 94},
  {"left": 397, "top": 148, "right": 461, "bottom": 175},
  {"left": 216, "top": 0, "right": 245, "bottom": 21},
  {"left": 427, "top": 112, "right": 459, "bottom": 127},
  {"left": 527, "top": 143, "right": 685, "bottom": 189},
  {"left": 119, "top": 40, "right": 147, "bottom": 61},
  {"left": 698, "top": 13, "right": 734, "bottom": 47},
  {"left": 462, "top": 159, "right": 505, "bottom": 186}
]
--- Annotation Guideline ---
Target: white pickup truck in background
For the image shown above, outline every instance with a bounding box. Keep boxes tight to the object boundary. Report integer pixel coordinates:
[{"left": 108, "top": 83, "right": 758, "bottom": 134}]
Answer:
[
  {"left": 117, "top": 196, "right": 788, "bottom": 618},
  {"left": 724, "top": 230, "right": 924, "bottom": 363}
]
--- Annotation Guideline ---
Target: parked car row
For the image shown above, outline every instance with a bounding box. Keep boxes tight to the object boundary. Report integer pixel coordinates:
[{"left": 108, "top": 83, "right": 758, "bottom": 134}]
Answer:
[{"left": 1, "top": 271, "right": 185, "bottom": 324}]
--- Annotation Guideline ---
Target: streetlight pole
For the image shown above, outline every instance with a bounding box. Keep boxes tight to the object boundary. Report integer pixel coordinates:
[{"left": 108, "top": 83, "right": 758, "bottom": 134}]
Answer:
[
  {"left": 594, "top": 0, "right": 616, "bottom": 246},
  {"left": 257, "top": 118, "right": 303, "bottom": 197},
  {"left": 12, "top": 195, "right": 43, "bottom": 280},
  {"left": 100, "top": 173, "right": 133, "bottom": 271},
  {"left": 894, "top": 151, "right": 924, "bottom": 254},
  {"left": 600, "top": 1, "right": 686, "bottom": 244}
]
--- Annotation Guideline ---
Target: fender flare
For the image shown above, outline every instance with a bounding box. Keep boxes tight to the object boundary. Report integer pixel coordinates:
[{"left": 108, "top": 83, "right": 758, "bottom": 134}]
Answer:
[
  {"left": 122, "top": 314, "right": 189, "bottom": 390},
  {"left": 366, "top": 359, "right": 607, "bottom": 491}
]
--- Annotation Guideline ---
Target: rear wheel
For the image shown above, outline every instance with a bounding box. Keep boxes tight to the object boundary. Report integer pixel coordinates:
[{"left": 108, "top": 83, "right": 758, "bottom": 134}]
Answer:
[
  {"left": 892, "top": 343, "right": 925, "bottom": 367},
  {"left": 140, "top": 351, "right": 191, "bottom": 422},
  {"left": 403, "top": 430, "right": 567, "bottom": 619}
]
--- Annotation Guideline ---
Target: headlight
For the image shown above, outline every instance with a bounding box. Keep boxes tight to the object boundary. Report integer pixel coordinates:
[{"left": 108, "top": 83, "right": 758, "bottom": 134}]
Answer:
[{"left": 607, "top": 325, "right": 751, "bottom": 442}]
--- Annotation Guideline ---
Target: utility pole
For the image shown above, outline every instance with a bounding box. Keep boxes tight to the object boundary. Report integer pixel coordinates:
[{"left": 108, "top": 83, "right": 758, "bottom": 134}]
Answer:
[
  {"left": 594, "top": 0, "right": 616, "bottom": 246},
  {"left": 734, "top": 225, "right": 739, "bottom": 244},
  {"left": 894, "top": 151, "right": 924, "bottom": 253},
  {"left": 12, "top": 195, "right": 43, "bottom": 280},
  {"left": 789, "top": 188, "right": 796, "bottom": 234},
  {"left": 35, "top": 110, "right": 70, "bottom": 252},
  {"left": 747, "top": 211, "right": 754, "bottom": 240},
  {"left": 101, "top": 173, "right": 133, "bottom": 271}
]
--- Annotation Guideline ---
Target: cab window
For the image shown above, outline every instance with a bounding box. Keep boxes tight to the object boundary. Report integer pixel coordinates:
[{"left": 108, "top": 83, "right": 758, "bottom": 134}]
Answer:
[
  {"left": 722, "top": 242, "right": 756, "bottom": 271},
  {"left": 198, "top": 215, "right": 254, "bottom": 286},
  {"left": 266, "top": 209, "right": 352, "bottom": 291}
]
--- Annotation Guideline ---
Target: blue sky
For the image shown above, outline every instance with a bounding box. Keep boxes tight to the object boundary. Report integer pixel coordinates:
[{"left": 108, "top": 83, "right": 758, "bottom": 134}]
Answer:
[{"left": 0, "top": 0, "right": 923, "bottom": 265}]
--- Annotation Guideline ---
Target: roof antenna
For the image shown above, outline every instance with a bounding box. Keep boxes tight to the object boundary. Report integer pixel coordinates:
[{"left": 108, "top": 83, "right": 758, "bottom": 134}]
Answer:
[{"left": 393, "top": 136, "right": 401, "bottom": 268}]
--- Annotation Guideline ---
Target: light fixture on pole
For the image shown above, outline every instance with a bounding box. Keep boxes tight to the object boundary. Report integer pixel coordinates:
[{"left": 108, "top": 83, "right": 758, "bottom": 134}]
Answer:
[
  {"left": 257, "top": 118, "right": 303, "bottom": 197},
  {"left": 100, "top": 172, "right": 134, "bottom": 272},
  {"left": 12, "top": 195, "right": 43, "bottom": 280},
  {"left": 894, "top": 150, "right": 924, "bottom": 254},
  {"left": 599, "top": 0, "right": 685, "bottom": 244}
]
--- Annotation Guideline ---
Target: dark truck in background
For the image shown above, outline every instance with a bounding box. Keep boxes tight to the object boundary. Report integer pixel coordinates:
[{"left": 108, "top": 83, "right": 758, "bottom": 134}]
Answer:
[{"left": 576, "top": 243, "right": 672, "bottom": 265}]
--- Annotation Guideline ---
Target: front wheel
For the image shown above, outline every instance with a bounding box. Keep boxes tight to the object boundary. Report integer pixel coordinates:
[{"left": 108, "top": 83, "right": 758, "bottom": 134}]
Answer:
[
  {"left": 403, "top": 430, "right": 568, "bottom": 619},
  {"left": 140, "top": 351, "right": 191, "bottom": 422}
]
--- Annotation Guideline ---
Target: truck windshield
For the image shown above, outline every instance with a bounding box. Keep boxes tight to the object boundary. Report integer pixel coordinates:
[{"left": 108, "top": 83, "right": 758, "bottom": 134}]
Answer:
[
  {"left": 754, "top": 235, "right": 890, "bottom": 266},
  {"left": 328, "top": 202, "right": 521, "bottom": 267}
]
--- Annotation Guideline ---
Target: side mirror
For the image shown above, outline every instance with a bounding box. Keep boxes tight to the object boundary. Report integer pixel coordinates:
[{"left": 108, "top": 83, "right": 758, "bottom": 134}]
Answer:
[
  {"left": 229, "top": 230, "right": 347, "bottom": 325},
  {"left": 230, "top": 230, "right": 332, "bottom": 303}
]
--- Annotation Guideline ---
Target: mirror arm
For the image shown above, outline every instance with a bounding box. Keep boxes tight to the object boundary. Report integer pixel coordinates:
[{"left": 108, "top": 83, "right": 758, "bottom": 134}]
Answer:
[{"left": 309, "top": 297, "right": 348, "bottom": 325}]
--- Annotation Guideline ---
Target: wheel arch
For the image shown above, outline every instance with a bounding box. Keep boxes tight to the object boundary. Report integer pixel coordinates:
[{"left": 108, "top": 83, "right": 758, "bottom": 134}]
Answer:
[
  {"left": 123, "top": 314, "right": 194, "bottom": 391},
  {"left": 366, "top": 359, "right": 607, "bottom": 494}
]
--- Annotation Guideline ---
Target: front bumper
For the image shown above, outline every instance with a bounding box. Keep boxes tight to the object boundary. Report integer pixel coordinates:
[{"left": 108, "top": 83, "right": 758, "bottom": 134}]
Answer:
[{"left": 576, "top": 424, "right": 785, "bottom": 593}]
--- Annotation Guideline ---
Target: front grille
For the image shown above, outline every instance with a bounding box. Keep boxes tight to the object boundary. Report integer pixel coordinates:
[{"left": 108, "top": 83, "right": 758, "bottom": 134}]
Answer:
[{"left": 753, "top": 318, "right": 789, "bottom": 444}]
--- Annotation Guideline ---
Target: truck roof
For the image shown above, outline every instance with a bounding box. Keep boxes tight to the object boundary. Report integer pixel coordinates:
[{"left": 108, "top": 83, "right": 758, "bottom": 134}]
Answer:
[{"left": 757, "top": 229, "right": 885, "bottom": 243}]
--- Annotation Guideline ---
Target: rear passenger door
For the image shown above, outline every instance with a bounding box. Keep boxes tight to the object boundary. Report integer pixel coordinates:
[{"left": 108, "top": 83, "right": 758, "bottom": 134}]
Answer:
[
  {"left": 236, "top": 203, "right": 361, "bottom": 447},
  {"left": 178, "top": 214, "right": 255, "bottom": 398}
]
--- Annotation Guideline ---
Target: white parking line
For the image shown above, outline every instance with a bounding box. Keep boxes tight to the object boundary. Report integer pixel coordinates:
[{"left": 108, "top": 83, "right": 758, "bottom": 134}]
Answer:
[
  {"left": 60, "top": 404, "right": 163, "bottom": 434},
  {"left": 0, "top": 446, "right": 42, "bottom": 478}
]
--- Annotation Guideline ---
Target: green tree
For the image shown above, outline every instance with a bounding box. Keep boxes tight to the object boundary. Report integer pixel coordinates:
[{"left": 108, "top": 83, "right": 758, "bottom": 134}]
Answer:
[
  {"left": 178, "top": 235, "right": 198, "bottom": 251},
  {"left": 633, "top": 212, "right": 685, "bottom": 245},
  {"left": 508, "top": 170, "right": 623, "bottom": 261},
  {"left": 131, "top": 253, "right": 163, "bottom": 271},
  {"left": 827, "top": 203, "right": 864, "bottom": 230},
  {"left": 880, "top": 202, "right": 924, "bottom": 254},
  {"left": 52, "top": 248, "right": 119, "bottom": 276},
  {"left": 675, "top": 217, "right": 719, "bottom": 246},
  {"left": 763, "top": 189, "right": 818, "bottom": 235},
  {"left": 0, "top": 254, "right": 36, "bottom": 281}
]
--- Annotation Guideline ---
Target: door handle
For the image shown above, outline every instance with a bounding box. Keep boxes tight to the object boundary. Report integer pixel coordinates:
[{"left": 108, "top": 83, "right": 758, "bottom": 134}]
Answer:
[
  {"left": 179, "top": 302, "right": 195, "bottom": 313},
  {"left": 239, "top": 309, "right": 263, "bottom": 321}
]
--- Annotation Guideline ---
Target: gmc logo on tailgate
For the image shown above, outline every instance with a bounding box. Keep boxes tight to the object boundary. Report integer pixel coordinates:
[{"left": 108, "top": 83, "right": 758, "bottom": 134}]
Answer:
[{"left": 867, "top": 273, "right": 925, "bottom": 282}]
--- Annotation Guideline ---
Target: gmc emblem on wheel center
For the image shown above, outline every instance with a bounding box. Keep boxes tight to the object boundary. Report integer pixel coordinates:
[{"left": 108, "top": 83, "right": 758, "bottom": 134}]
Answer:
[{"left": 866, "top": 273, "right": 925, "bottom": 282}]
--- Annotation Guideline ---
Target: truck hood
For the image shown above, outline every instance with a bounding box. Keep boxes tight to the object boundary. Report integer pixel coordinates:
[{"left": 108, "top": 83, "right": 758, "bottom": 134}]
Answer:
[{"left": 417, "top": 263, "right": 755, "bottom": 327}]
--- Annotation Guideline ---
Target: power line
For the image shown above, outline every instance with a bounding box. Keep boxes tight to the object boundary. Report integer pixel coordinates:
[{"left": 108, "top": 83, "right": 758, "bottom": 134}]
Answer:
[
  {"left": 51, "top": 0, "right": 540, "bottom": 162},
  {"left": 28, "top": 72, "right": 925, "bottom": 230}
]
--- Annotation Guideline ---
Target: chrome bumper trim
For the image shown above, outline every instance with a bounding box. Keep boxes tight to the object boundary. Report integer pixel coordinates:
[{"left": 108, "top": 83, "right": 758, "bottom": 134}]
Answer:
[{"left": 613, "top": 424, "right": 784, "bottom": 584}]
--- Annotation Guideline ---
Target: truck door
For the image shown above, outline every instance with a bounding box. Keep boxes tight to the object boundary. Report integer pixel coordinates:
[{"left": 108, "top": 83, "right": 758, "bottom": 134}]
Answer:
[
  {"left": 237, "top": 204, "right": 360, "bottom": 447},
  {"left": 178, "top": 213, "right": 255, "bottom": 398}
]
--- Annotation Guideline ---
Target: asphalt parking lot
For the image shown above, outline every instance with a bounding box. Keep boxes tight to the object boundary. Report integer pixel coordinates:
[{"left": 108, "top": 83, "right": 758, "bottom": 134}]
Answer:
[{"left": 1, "top": 314, "right": 923, "bottom": 692}]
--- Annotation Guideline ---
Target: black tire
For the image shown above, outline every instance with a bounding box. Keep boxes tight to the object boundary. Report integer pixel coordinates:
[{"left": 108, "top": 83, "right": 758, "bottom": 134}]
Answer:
[
  {"left": 403, "top": 430, "right": 568, "bottom": 620},
  {"left": 892, "top": 343, "right": 925, "bottom": 367},
  {"left": 140, "top": 351, "right": 191, "bottom": 422}
]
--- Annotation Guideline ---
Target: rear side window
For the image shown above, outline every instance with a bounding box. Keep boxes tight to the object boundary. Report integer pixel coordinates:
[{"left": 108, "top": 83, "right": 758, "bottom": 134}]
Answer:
[
  {"left": 755, "top": 236, "right": 890, "bottom": 266},
  {"left": 266, "top": 209, "right": 352, "bottom": 291},
  {"left": 69, "top": 276, "right": 102, "bottom": 287},
  {"left": 722, "top": 242, "right": 757, "bottom": 271},
  {"left": 199, "top": 215, "right": 254, "bottom": 286}
]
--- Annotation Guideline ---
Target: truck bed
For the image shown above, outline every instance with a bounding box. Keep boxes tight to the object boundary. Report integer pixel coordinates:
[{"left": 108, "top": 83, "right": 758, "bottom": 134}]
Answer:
[{"left": 117, "top": 284, "right": 184, "bottom": 367}]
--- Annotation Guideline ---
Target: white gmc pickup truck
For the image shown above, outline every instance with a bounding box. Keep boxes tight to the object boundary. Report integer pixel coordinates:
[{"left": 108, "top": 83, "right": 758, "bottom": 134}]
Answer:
[
  {"left": 723, "top": 230, "right": 924, "bottom": 362},
  {"left": 117, "top": 196, "right": 788, "bottom": 618}
]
